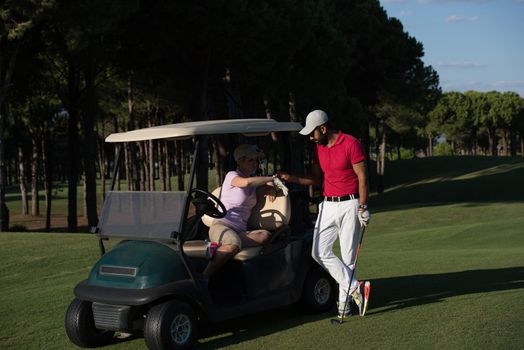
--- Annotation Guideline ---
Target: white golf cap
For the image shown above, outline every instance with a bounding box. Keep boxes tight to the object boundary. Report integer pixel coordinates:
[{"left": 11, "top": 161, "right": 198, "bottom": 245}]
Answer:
[
  {"left": 299, "top": 110, "right": 329, "bottom": 135},
  {"left": 233, "top": 144, "right": 266, "bottom": 161}
]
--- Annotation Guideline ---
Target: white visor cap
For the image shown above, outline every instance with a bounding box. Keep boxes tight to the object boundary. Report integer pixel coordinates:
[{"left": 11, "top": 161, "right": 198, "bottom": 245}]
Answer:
[{"left": 299, "top": 110, "right": 329, "bottom": 135}]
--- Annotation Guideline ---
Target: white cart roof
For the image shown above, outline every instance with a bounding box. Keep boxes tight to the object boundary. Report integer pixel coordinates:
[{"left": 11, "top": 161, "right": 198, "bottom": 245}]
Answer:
[{"left": 105, "top": 119, "right": 302, "bottom": 143}]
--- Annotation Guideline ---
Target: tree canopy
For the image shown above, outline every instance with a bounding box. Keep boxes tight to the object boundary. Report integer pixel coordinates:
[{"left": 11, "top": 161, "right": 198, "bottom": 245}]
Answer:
[{"left": 1, "top": 0, "right": 521, "bottom": 232}]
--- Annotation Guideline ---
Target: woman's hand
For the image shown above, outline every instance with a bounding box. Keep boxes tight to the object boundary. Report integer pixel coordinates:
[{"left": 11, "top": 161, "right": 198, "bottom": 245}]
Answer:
[{"left": 264, "top": 186, "right": 277, "bottom": 202}]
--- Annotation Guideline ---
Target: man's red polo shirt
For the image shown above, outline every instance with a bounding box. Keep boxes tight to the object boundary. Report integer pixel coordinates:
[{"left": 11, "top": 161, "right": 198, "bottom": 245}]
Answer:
[{"left": 315, "top": 132, "right": 366, "bottom": 196}]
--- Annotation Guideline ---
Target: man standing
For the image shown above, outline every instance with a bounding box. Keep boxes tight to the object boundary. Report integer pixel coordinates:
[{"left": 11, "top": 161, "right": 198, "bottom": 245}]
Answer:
[{"left": 278, "top": 110, "right": 371, "bottom": 319}]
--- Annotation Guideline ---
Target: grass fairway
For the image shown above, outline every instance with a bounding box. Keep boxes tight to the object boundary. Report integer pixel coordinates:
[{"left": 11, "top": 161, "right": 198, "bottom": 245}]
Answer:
[{"left": 1, "top": 156, "right": 523, "bottom": 349}]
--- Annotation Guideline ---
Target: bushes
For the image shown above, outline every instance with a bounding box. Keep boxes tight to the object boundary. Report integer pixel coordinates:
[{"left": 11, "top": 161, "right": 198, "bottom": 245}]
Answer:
[{"left": 434, "top": 142, "right": 453, "bottom": 156}]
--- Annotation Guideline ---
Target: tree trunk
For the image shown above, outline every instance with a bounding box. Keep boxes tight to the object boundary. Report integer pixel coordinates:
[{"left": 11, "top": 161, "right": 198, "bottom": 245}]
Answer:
[
  {"left": 487, "top": 128, "right": 497, "bottom": 156},
  {"left": 42, "top": 137, "right": 52, "bottom": 232},
  {"left": 0, "top": 39, "right": 22, "bottom": 231},
  {"left": 31, "top": 138, "right": 40, "bottom": 216},
  {"left": 263, "top": 96, "right": 280, "bottom": 179},
  {"left": 84, "top": 51, "right": 98, "bottom": 227},
  {"left": 18, "top": 147, "right": 29, "bottom": 216},
  {"left": 149, "top": 139, "right": 155, "bottom": 190},
  {"left": 127, "top": 72, "right": 140, "bottom": 190},
  {"left": 112, "top": 116, "right": 121, "bottom": 191},
  {"left": 0, "top": 112, "right": 8, "bottom": 231},
  {"left": 148, "top": 116, "right": 155, "bottom": 191},
  {"left": 196, "top": 138, "right": 209, "bottom": 190},
  {"left": 520, "top": 132, "right": 524, "bottom": 158},
  {"left": 167, "top": 141, "right": 173, "bottom": 191},
  {"left": 138, "top": 141, "right": 146, "bottom": 191},
  {"left": 175, "top": 141, "right": 184, "bottom": 191},
  {"left": 509, "top": 130, "right": 517, "bottom": 156},
  {"left": 67, "top": 59, "right": 80, "bottom": 232},
  {"left": 194, "top": 56, "right": 211, "bottom": 191},
  {"left": 376, "top": 123, "right": 385, "bottom": 194},
  {"left": 428, "top": 132, "right": 433, "bottom": 157},
  {"left": 224, "top": 67, "right": 243, "bottom": 119},
  {"left": 83, "top": 176, "right": 87, "bottom": 218},
  {"left": 213, "top": 67, "right": 241, "bottom": 186},
  {"left": 96, "top": 123, "right": 106, "bottom": 206},
  {"left": 288, "top": 92, "right": 304, "bottom": 174},
  {"left": 500, "top": 130, "right": 508, "bottom": 156},
  {"left": 124, "top": 144, "right": 133, "bottom": 190},
  {"left": 159, "top": 141, "right": 166, "bottom": 191}
]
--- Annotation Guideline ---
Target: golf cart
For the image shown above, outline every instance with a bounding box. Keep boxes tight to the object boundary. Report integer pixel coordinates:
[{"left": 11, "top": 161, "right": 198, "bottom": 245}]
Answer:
[{"left": 65, "top": 119, "right": 336, "bottom": 350}]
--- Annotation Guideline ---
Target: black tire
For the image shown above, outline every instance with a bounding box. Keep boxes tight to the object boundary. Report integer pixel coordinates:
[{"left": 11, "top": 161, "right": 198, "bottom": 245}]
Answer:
[
  {"left": 299, "top": 266, "right": 336, "bottom": 313},
  {"left": 65, "top": 298, "right": 114, "bottom": 348},
  {"left": 144, "top": 300, "right": 197, "bottom": 350}
]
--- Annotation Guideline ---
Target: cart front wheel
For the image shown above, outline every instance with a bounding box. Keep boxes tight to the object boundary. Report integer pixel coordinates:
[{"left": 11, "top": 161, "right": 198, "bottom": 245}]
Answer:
[
  {"left": 65, "top": 298, "right": 114, "bottom": 348},
  {"left": 144, "top": 300, "right": 197, "bottom": 350}
]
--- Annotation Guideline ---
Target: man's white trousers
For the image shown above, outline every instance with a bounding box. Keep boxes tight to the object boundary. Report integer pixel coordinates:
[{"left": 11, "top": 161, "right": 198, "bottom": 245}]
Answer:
[{"left": 312, "top": 199, "right": 361, "bottom": 304}]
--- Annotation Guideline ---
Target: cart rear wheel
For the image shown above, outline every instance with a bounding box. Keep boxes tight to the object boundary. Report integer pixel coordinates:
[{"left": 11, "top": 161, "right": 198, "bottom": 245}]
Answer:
[
  {"left": 299, "top": 266, "right": 336, "bottom": 313},
  {"left": 65, "top": 298, "right": 114, "bottom": 348},
  {"left": 144, "top": 300, "right": 197, "bottom": 350}
]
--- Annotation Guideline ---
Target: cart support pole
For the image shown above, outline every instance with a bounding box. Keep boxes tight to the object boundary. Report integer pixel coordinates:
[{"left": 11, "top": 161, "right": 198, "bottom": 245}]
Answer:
[
  {"left": 177, "top": 137, "right": 200, "bottom": 240},
  {"left": 110, "top": 144, "right": 124, "bottom": 191},
  {"left": 97, "top": 143, "right": 123, "bottom": 256}
]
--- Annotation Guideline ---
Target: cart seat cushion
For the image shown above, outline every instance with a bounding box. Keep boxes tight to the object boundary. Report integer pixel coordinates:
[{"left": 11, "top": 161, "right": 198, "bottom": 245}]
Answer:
[{"left": 202, "top": 187, "right": 291, "bottom": 231}]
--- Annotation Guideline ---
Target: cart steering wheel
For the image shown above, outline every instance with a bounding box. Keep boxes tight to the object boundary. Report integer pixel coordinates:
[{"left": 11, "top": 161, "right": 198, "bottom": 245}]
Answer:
[{"left": 189, "top": 188, "right": 227, "bottom": 219}]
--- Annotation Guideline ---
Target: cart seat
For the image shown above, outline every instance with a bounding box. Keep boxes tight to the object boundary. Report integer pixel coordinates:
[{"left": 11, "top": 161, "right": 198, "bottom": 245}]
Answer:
[{"left": 201, "top": 187, "right": 291, "bottom": 261}]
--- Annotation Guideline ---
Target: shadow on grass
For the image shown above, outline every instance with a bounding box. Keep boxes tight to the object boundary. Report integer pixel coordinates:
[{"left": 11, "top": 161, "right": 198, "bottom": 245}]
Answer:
[
  {"left": 195, "top": 307, "right": 329, "bottom": 349},
  {"left": 103, "top": 267, "right": 523, "bottom": 349},
  {"left": 100, "top": 306, "right": 331, "bottom": 349},
  {"left": 198, "top": 267, "right": 523, "bottom": 348},
  {"left": 368, "top": 266, "right": 524, "bottom": 315},
  {"left": 371, "top": 160, "right": 524, "bottom": 211}
]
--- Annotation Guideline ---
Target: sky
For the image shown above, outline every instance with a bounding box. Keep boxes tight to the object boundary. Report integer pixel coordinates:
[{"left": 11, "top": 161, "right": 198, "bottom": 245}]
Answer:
[{"left": 378, "top": 0, "right": 524, "bottom": 97}]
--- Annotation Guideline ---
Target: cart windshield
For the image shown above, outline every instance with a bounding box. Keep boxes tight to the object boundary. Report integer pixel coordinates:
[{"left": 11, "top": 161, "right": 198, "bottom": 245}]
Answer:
[{"left": 97, "top": 191, "right": 187, "bottom": 240}]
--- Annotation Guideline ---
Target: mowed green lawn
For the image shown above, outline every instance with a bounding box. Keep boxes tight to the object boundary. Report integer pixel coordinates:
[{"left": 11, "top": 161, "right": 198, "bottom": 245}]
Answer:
[{"left": 1, "top": 156, "right": 523, "bottom": 349}]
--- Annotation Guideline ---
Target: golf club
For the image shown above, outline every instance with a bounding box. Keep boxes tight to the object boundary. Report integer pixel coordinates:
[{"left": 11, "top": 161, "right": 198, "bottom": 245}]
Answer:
[{"left": 330, "top": 224, "right": 367, "bottom": 326}]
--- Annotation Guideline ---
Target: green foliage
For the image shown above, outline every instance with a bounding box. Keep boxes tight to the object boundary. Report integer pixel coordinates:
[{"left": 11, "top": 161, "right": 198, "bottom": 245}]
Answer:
[
  {"left": 433, "top": 142, "right": 453, "bottom": 156},
  {"left": 399, "top": 147, "right": 415, "bottom": 159},
  {"left": 427, "top": 91, "right": 524, "bottom": 155}
]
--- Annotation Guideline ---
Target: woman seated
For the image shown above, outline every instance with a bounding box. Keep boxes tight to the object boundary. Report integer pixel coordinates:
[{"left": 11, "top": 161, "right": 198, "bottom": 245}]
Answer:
[{"left": 203, "top": 144, "right": 276, "bottom": 279}]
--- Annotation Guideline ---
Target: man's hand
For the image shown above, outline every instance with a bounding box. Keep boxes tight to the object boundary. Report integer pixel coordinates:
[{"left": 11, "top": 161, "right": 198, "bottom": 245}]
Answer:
[
  {"left": 276, "top": 171, "right": 291, "bottom": 182},
  {"left": 358, "top": 209, "right": 371, "bottom": 227}
]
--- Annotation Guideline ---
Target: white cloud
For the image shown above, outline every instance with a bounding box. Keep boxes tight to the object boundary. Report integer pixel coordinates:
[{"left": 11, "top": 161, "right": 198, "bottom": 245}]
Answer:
[
  {"left": 441, "top": 80, "right": 524, "bottom": 96},
  {"left": 435, "top": 61, "right": 485, "bottom": 69},
  {"left": 383, "top": 0, "right": 407, "bottom": 4},
  {"left": 493, "top": 80, "right": 524, "bottom": 88},
  {"left": 399, "top": 10, "right": 413, "bottom": 16},
  {"left": 446, "top": 15, "right": 478, "bottom": 22},
  {"left": 441, "top": 80, "right": 488, "bottom": 92},
  {"left": 418, "top": 0, "right": 492, "bottom": 4}
]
